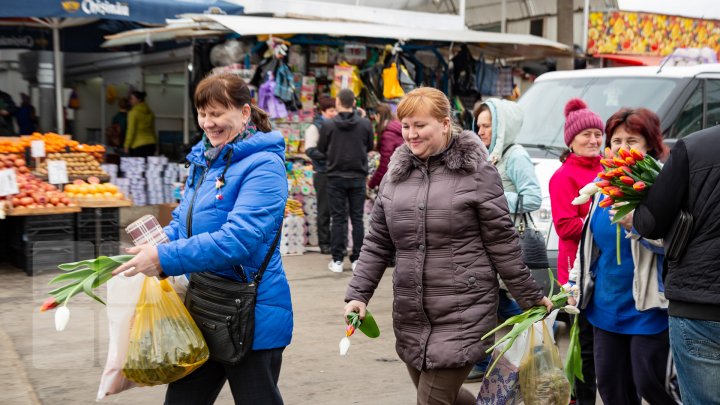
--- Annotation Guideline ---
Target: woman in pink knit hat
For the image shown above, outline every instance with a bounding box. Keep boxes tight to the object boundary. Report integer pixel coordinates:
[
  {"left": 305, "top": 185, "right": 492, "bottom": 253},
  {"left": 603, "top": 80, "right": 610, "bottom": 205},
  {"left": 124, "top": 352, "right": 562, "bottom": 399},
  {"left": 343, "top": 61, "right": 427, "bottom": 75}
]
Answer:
[{"left": 549, "top": 97, "right": 604, "bottom": 405}]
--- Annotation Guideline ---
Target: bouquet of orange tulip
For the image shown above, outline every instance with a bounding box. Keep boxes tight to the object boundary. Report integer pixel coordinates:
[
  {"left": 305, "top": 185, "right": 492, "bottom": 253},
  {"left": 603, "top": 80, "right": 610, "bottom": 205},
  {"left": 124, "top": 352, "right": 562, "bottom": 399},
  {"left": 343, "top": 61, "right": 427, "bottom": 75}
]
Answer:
[{"left": 573, "top": 147, "right": 662, "bottom": 264}]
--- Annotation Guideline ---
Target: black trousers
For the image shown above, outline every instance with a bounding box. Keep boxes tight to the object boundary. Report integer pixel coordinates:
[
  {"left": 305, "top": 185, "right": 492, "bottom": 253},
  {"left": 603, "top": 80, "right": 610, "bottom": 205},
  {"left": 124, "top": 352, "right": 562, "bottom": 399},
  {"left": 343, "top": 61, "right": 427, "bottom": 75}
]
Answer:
[
  {"left": 129, "top": 143, "right": 156, "bottom": 157},
  {"left": 574, "top": 312, "right": 597, "bottom": 405},
  {"left": 594, "top": 327, "right": 677, "bottom": 405},
  {"left": 327, "top": 176, "right": 366, "bottom": 262},
  {"left": 164, "top": 348, "right": 284, "bottom": 405},
  {"left": 313, "top": 171, "right": 330, "bottom": 249}
]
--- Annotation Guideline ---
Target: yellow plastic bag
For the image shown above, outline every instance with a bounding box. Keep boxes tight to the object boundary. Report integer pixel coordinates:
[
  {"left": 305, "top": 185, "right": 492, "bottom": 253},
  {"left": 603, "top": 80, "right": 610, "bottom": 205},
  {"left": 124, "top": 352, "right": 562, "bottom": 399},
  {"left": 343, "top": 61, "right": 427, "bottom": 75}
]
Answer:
[
  {"left": 122, "top": 277, "right": 209, "bottom": 386},
  {"left": 382, "top": 63, "right": 405, "bottom": 99},
  {"left": 518, "top": 321, "right": 570, "bottom": 405},
  {"left": 331, "top": 62, "right": 363, "bottom": 97}
]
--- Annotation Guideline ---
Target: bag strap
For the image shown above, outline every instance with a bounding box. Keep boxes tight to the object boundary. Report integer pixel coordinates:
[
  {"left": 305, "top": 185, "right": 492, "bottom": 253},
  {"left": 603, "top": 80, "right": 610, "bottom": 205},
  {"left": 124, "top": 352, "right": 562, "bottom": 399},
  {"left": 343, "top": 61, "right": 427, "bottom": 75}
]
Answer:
[{"left": 253, "top": 220, "right": 283, "bottom": 284}]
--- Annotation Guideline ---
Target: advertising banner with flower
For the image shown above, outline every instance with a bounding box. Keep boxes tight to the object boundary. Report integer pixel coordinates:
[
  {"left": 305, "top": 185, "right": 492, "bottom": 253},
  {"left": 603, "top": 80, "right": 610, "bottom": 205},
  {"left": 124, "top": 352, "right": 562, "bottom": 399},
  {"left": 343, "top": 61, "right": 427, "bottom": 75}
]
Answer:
[{"left": 587, "top": 11, "right": 720, "bottom": 56}]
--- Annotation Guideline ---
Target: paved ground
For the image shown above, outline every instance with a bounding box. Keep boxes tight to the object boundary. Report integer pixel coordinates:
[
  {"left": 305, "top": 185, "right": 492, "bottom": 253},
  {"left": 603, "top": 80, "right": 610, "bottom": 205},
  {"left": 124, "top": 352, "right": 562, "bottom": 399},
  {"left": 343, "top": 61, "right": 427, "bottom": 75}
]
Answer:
[{"left": 0, "top": 250, "right": 577, "bottom": 405}]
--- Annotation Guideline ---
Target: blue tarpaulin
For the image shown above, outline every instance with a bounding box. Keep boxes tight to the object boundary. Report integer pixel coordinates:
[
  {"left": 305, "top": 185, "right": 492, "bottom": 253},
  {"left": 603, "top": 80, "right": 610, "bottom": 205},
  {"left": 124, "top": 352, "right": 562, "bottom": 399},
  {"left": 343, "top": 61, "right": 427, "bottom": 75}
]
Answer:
[
  {"left": 0, "top": 0, "right": 243, "bottom": 24},
  {"left": 0, "top": 0, "right": 243, "bottom": 134}
]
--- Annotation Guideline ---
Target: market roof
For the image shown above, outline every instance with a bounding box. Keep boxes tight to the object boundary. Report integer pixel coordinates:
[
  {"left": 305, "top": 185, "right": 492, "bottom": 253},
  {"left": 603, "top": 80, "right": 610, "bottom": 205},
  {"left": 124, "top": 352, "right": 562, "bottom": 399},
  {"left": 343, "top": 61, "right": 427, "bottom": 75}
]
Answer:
[{"left": 102, "top": 14, "right": 572, "bottom": 59}]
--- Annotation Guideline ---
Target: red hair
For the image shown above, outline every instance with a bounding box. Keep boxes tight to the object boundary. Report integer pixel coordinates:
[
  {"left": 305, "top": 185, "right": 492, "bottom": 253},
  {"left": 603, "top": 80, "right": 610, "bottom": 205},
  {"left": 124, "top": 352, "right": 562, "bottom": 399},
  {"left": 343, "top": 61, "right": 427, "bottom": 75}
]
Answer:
[{"left": 605, "top": 108, "right": 668, "bottom": 160}]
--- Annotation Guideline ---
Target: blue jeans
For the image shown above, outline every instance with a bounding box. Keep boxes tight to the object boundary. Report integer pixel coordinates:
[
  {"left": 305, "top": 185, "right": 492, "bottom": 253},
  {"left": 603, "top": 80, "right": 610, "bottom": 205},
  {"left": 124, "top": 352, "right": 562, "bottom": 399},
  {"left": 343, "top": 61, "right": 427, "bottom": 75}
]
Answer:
[
  {"left": 669, "top": 316, "right": 720, "bottom": 404},
  {"left": 475, "top": 291, "right": 523, "bottom": 371}
]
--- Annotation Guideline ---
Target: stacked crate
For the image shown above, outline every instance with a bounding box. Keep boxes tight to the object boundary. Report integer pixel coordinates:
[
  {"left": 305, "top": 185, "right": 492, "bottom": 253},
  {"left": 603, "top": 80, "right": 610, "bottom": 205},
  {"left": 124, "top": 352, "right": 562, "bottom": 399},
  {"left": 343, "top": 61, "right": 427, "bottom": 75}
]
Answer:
[
  {"left": 74, "top": 207, "right": 121, "bottom": 261},
  {"left": 8, "top": 214, "right": 76, "bottom": 276}
]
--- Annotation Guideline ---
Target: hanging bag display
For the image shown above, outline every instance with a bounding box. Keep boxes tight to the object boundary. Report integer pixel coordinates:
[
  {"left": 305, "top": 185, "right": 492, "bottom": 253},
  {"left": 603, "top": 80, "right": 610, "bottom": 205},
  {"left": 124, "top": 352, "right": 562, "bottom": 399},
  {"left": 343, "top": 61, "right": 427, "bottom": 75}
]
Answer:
[
  {"left": 382, "top": 62, "right": 405, "bottom": 100},
  {"left": 476, "top": 55, "right": 499, "bottom": 96},
  {"left": 184, "top": 218, "right": 283, "bottom": 365}
]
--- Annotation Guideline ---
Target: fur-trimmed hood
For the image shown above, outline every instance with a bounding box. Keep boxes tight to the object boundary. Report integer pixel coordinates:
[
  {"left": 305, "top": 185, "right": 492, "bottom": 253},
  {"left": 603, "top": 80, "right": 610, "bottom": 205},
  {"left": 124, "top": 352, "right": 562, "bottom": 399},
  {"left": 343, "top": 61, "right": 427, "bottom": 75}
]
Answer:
[{"left": 388, "top": 128, "right": 488, "bottom": 183}]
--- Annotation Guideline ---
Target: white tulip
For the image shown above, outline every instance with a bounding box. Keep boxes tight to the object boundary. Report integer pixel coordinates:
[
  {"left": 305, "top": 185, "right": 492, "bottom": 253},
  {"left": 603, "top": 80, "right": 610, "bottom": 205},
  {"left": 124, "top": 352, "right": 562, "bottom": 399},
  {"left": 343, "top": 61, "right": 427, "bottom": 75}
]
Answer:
[
  {"left": 579, "top": 183, "right": 599, "bottom": 196},
  {"left": 339, "top": 337, "right": 351, "bottom": 356},
  {"left": 55, "top": 305, "right": 70, "bottom": 331},
  {"left": 563, "top": 305, "right": 580, "bottom": 315},
  {"left": 571, "top": 194, "right": 590, "bottom": 205}
]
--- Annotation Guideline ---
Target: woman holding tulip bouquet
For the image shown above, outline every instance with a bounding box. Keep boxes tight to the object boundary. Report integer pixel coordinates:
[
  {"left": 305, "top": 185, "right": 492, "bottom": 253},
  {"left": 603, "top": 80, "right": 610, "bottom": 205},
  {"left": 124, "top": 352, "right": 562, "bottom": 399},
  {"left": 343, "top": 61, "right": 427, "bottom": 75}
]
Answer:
[{"left": 567, "top": 108, "right": 680, "bottom": 405}]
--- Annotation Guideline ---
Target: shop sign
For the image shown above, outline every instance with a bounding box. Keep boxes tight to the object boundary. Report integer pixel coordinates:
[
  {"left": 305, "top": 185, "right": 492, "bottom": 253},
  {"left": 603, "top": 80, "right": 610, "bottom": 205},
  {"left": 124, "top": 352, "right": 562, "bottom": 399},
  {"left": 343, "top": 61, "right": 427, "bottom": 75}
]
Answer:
[
  {"left": 48, "top": 160, "right": 69, "bottom": 185},
  {"left": 0, "top": 169, "right": 19, "bottom": 197},
  {"left": 588, "top": 11, "right": 720, "bottom": 56},
  {"left": 0, "top": 29, "right": 52, "bottom": 50},
  {"left": 62, "top": 0, "right": 130, "bottom": 18}
]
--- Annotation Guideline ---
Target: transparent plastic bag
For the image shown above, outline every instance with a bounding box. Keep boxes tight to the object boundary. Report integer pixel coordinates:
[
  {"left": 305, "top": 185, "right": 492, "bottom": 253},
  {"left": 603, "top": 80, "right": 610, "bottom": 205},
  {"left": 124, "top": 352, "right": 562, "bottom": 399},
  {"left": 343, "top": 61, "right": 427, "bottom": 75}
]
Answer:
[
  {"left": 121, "top": 276, "right": 209, "bottom": 386},
  {"left": 518, "top": 321, "right": 570, "bottom": 405}
]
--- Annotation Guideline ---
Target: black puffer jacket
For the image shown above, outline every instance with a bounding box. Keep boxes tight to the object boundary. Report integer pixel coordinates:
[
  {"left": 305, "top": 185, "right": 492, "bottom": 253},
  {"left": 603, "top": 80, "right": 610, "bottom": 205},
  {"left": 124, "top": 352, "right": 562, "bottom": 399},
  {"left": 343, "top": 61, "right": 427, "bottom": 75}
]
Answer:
[
  {"left": 634, "top": 125, "right": 720, "bottom": 322},
  {"left": 346, "top": 129, "right": 543, "bottom": 370}
]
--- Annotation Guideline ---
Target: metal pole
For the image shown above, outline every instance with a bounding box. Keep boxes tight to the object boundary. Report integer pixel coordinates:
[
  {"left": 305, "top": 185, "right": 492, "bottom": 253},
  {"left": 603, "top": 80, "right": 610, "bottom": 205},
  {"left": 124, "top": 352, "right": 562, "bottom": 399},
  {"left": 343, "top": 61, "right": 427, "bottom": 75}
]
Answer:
[
  {"left": 183, "top": 62, "right": 190, "bottom": 145},
  {"left": 583, "top": 0, "right": 590, "bottom": 52},
  {"left": 100, "top": 78, "right": 106, "bottom": 144},
  {"left": 52, "top": 22, "right": 65, "bottom": 134},
  {"left": 460, "top": 0, "right": 467, "bottom": 29},
  {"left": 501, "top": 0, "right": 507, "bottom": 33}
]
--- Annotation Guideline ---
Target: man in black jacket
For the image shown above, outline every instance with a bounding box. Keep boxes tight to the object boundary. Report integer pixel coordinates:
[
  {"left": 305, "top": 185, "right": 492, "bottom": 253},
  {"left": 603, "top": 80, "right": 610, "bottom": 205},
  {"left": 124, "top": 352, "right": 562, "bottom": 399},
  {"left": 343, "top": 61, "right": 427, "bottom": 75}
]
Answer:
[
  {"left": 318, "top": 89, "right": 373, "bottom": 273},
  {"left": 304, "top": 97, "right": 337, "bottom": 255},
  {"left": 633, "top": 125, "right": 720, "bottom": 404}
]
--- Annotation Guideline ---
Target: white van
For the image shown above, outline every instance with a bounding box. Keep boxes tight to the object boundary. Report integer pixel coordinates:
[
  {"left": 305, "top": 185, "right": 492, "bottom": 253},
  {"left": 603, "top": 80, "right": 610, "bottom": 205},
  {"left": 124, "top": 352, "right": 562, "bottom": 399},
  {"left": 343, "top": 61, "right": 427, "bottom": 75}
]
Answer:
[{"left": 516, "top": 63, "right": 720, "bottom": 270}]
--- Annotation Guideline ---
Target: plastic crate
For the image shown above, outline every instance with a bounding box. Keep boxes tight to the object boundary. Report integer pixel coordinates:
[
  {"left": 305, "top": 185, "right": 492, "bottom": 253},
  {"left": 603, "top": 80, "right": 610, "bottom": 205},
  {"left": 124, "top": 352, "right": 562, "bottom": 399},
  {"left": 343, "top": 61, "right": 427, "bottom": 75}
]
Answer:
[
  {"left": 75, "top": 242, "right": 122, "bottom": 261},
  {"left": 11, "top": 242, "right": 76, "bottom": 276},
  {"left": 8, "top": 215, "right": 75, "bottom": 251},
  {"left": 76, "top": 208, "right": 120, "bottom": 228}
]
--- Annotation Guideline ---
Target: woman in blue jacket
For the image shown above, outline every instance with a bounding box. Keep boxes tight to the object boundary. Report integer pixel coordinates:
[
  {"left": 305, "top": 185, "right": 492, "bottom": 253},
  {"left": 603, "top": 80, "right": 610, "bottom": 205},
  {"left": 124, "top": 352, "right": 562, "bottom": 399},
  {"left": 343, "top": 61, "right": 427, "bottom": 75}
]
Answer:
[{"left": 114, "top": 73, "right": 292, "bottom": 404}]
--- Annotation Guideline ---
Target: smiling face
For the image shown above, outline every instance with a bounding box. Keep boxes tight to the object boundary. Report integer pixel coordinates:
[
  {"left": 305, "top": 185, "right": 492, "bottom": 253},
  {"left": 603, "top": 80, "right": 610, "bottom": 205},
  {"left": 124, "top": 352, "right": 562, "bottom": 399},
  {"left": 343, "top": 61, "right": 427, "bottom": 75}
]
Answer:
[
  {"left": 570, "top": 128, "right": 604, "bottom": 157},
  {"left": 401, "top": 109, "right": 450, "bottom": 160},
  {"left": 610, "top": 124, "right": 648, "bottom": 155},
  {"left": 197, "top": 103, "right": 251, "bottom": 147},
  {"left": 477, "top": 110, "right": 493, "bottom": 148}
]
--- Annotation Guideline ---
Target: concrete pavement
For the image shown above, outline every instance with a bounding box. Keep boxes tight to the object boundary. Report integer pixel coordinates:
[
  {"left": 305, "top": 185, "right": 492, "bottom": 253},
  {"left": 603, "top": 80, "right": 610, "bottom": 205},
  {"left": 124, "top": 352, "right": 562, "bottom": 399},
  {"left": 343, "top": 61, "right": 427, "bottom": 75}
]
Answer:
[{"left": 0, "top": 251, "right": 570, "bottom": 404}]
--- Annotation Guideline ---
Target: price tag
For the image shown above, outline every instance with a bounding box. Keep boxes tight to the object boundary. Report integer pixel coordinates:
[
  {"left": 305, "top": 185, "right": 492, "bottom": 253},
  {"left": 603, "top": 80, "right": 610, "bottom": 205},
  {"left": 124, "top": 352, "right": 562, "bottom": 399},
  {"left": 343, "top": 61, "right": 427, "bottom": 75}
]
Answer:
[
  {"left": 31, "top": 140, "right": 46, "bottom": 158},
  {"left": 0, "top": 168, "right": 19, "bottom": 197},
  {"left": 47, "top": 160, "right": 69, "bottom": 185}
]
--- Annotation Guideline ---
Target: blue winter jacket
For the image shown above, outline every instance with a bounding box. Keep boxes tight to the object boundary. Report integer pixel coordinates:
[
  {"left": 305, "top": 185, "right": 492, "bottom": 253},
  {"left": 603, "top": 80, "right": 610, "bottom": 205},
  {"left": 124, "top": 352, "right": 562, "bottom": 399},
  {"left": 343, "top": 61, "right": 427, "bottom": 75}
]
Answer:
[{"left": 157, "top": 130, "right": 293, "bottom": 350}]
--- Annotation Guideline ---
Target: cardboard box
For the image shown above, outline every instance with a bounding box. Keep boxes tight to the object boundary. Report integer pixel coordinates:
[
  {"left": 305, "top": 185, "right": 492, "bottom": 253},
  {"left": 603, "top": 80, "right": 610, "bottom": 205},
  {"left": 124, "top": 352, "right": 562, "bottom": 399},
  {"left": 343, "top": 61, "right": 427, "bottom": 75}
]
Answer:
[{"left": 157, "top": 203, "right": 179, "bottom": 227}]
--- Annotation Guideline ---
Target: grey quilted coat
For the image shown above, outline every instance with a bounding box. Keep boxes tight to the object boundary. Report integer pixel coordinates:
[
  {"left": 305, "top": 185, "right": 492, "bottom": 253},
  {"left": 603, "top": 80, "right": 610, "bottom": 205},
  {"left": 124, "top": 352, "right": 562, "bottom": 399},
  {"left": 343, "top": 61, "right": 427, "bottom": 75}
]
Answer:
[{"left": 345, "top": 129, "right": 543, "bottom": 370}]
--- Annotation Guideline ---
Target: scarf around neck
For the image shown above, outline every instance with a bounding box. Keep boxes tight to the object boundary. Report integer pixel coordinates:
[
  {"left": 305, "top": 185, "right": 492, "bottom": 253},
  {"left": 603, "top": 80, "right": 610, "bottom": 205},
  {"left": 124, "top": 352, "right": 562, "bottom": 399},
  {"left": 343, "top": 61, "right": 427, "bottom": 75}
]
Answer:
[{"left": 202, "top": 121, "right": 258, "bottom": 165}]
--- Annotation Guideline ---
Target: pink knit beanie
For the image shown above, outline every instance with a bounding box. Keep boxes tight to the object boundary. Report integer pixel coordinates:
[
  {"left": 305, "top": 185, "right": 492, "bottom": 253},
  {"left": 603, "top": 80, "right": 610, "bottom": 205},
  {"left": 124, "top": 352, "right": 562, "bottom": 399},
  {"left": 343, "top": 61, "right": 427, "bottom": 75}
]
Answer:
[{"left": 563, "top": 98, "right": 604, "bottom": 146}]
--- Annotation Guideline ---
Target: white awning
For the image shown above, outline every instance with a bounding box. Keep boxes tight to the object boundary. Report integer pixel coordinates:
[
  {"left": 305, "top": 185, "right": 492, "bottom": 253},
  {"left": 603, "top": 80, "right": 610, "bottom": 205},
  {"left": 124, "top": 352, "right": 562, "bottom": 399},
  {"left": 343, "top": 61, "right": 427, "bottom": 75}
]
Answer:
[{"left": 103, "top": 15, "right": 571, "bottom": 59}]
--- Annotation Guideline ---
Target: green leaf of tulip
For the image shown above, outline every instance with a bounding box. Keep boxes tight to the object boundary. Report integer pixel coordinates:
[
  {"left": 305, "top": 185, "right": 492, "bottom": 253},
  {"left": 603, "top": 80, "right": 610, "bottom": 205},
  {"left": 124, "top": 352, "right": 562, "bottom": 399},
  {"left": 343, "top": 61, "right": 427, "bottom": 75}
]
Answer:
[{"left": 345, "top": 309, "right": 380, "bottom": 339}]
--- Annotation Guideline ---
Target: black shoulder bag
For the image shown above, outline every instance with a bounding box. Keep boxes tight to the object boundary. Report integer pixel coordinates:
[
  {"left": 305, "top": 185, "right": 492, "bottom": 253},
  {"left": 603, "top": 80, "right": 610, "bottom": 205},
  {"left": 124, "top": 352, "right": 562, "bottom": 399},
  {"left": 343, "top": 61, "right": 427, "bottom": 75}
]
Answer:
[
  {"left": 185, "top": 219, "right": 283, "bottom": 365},
  {"left": 664, "top": 210, "right": 693, "bottom": 262},
  {"left": 513, "top": 196, "right": 550, "bottom": 269}
]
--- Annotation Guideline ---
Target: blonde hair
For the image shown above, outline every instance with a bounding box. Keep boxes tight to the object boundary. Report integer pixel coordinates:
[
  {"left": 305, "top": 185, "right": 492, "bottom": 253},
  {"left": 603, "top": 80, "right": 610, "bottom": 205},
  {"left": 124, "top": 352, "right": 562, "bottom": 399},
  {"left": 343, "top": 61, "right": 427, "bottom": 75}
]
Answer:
[
  {"left": 396, "top": 87, "right": 455, "bottom": 141},
  {"left": 397, "top": 87, "right": 451, "bottom": 122}
]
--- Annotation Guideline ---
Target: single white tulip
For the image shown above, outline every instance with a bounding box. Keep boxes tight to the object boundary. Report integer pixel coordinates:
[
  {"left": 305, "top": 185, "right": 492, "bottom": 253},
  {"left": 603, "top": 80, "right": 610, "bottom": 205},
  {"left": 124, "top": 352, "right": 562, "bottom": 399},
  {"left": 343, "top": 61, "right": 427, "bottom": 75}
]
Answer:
[
  {"left": 563, "top": 305, "right": 580, "bottom": 315},
  {"left": 571, "top": 194, "right": 590, "bottom": 205},
  {"left": 579, "top": 183, "right": 599, "bottom": 196},
  {"left": 55, "top": 305, "right": 70, "bottom": 331},
  {"left": 339, "top": 337, "right": 351, "bottom": 356}
]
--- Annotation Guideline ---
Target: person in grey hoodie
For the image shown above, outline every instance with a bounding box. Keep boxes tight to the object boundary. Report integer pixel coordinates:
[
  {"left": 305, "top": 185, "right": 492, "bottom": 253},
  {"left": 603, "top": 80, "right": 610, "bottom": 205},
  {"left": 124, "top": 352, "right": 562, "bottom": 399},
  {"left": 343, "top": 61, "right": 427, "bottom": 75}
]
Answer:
[{"left": 466, "top": 98, "right": 543, "bottom": 381}]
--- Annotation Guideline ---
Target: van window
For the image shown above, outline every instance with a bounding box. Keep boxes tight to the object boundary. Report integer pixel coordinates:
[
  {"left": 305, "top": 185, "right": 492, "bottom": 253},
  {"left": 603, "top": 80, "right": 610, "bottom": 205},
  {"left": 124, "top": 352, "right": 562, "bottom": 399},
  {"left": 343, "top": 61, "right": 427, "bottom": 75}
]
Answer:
[
  {"left": 517, "top": 77, "right": 680, "bottom": 148},
  {"left": 670, "top": 82, "right": 703, "bottom": 138},
  {"left": 705, "top": 79, "right": 720, "bottom": 128}
]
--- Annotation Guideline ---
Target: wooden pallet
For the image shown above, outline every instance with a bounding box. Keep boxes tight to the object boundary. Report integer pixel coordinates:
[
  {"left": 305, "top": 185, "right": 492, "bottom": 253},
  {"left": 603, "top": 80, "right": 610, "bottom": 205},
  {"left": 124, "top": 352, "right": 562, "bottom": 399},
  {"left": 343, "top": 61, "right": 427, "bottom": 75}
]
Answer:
[
  {"left": 8, "top": 205, "right": 81, "bottom": 216},
  {"left": 75, "top": 199, "right": 133, "bottom": 208}
]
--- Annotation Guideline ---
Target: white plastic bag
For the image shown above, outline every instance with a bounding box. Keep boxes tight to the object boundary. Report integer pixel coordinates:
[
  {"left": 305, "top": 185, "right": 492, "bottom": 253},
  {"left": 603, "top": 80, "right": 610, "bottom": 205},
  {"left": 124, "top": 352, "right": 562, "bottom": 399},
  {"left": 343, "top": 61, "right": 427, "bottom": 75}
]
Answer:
[
  {"left": 96, "top": 273, "right": 145, "bottom": 400},
  {"left": 478, "top": 310, "right": 558, "bottom": 405}
]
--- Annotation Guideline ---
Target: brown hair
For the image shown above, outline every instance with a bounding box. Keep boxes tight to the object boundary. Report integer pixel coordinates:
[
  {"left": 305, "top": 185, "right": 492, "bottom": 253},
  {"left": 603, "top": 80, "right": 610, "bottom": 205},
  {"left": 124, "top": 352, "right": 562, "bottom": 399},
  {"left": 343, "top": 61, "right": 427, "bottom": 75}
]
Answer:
[
  {"left": 375, "top": 103, "right": 394, "bottom": 137},
  {"left": 605, "top": 108, "right": 668, "bottom": 160},
  {"left": 194, "top": 73, "right": 271, "bottom": 132},
  {"left": 473, "top": 103, "right": 490, "bottom": 122},
  {"left": 317, "top": 96, "right": 335, "bottom": 113}
]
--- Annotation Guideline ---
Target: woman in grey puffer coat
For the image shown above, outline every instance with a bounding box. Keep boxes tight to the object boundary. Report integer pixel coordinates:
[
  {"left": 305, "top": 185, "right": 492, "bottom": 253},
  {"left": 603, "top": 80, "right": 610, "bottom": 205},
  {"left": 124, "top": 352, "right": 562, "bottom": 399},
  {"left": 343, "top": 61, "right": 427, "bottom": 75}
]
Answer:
[{"left": 344, "top": 87, "right": 551, "bottom": 405}]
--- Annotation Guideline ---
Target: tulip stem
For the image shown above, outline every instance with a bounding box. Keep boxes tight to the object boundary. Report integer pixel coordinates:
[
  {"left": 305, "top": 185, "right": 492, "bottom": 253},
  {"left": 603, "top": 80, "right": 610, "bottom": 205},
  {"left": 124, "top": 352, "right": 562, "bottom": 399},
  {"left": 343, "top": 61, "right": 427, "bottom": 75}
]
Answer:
[{"left": 616, "top": 224, "right": 622, "bottom": 265}]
